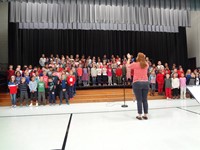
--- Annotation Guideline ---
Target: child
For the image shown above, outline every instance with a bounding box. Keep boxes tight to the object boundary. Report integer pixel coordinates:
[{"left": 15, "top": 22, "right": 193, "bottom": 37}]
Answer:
[
  {"left": 195, "top": 73, "right": 199, "bottom": 85},
  {"left": 60, "top": 74, "right": 69, "bottom": 105},
  {"left": 8, "top": 76, "right": 18, "bottom": 107},
  {"left": 96, "top": 65, "right": 102, "bottom": 86},
  {"left": 29, "top": 76, "right": 38, "bottom": 106},
  {"left": 186, "top": 69, "right": 191, "bottom": 85},
  {"left": 24, "top": 72, "right": 30, "bottom": 84},
  {"left": 67, "top": 70, "right": 76, "bottom": 101},
  {"left": 156, "top": 70, "right": 165, "bottom": 95},
  {"left": 77, "top": 64, "right": 83, "bottom": 86},
  {"left": 15, "top": 71, "right": 21, "bottom": 99},
  {"left": 112, "top": 61, "right": 117, "bottom": 85},
  {"left": 116, "top": 65, "right": 122, "bottom": 85},
  {"left": 187, "top": 72, "right": 195, "bottom": 99},
  {"left": 72, "top": 67, "right": 77, "bottom": 96},
  {"left": 38, "top": 76, "right": 46, "bottom": 105},
  {"left": 188, "top": 72, "right": 195, "bottom": 85},
  {"left": 7, "top": 65, "right": 15, "bottom": 81},
  {"left": 91, "top": 64, "right": 97, "bottom": 86},
  {"left": 107, "top": 65, "right": 112, "bottom": 85},
  {"left": 52, "top": 73, "right": 60, "bottom": 98},
  {"left": 171, "top": 73, "right": 180, "bottom": 99},
  {"left": 102, "top": 65, "right": 108, "bottom": 85},
  {"left": 82, "top": 65, "right": 89, "bottom": 86},
  {"left": 165, "top": 74, "right": 172, "bottom": 99},
  {"left": 43, "top": 71, "right": 49, "bottom": 100},
  {"left": 179, "top": 73, "right": 186, "bottom": 99},
  {"left": 19, "top": 77, "right": 29, "bottom": 106},
  {"left": 48, "top": 78, "right": 56, "bottom": 105},
  {"left": 149, "top": 71, "right": 156, "bottom": 96},
  {"left": 15, "top": 71, "right": 21, "bottom": 85}
]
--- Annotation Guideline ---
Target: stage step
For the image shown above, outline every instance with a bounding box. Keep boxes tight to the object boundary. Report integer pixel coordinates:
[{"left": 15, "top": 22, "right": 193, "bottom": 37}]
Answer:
[{"left": 0, "top": 88, "right": 165, "bottom": 106}]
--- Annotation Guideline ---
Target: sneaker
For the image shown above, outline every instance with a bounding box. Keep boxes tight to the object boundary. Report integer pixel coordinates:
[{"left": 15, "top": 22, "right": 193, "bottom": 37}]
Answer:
[
  {"left": 14, "top": 105, "right": 16, "bottom": 108},
  {"left": 36, "top": 102, "right": 38, "bottom": 107},
  {"left": 29, "top": 103, "right": 33, "bottom": 106},
  {"left": 142, "top": 116, "right": 148, "bottom": 120},
  {"left": 136, "top": 116, "right": 142, "bottom": 120}
]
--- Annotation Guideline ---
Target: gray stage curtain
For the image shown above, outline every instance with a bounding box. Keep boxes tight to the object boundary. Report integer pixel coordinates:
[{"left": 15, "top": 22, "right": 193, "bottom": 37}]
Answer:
[{"left": 9, "top": 0, "right": 192, "bottom": 32}]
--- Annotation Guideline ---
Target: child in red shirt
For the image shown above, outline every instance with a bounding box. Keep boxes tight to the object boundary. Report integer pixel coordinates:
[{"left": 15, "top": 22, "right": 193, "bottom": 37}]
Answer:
[
  {"left": 156, "top": 70, "right": 165, "bottom": 95},
  {"left": 77, "top": 64, "right": 83, "bottom": 86},
  {"left": 7, "top": 65, "right": 15, "bottom": 81},
  {"left": 116, "top": 65, "right": 122, "bottom": 85},
  {"left": 8, "top": 76, "right": 18, "bottom": 107},
  {"left": 67, "top": 70, "right": 76, "bottom": 101}
]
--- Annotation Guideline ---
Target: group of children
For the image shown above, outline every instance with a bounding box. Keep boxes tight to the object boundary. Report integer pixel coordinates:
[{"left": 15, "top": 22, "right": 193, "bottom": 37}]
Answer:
[
  {"left": 7, "top": 65, "right": 75, "bottom": 108},
  {"left": 149, "top": 63, "right": 199, "bottom": 99},
  {"left": 7, "top": 54, "right": 200, "bottom": 107},
  {"left": 39, "top": 54, "right": 131, "bottom": 86}
]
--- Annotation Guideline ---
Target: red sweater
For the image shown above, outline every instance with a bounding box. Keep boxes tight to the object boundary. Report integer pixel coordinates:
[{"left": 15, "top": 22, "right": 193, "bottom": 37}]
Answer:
[
  {"left": 67, "top": 75, "right": 76, "bottom": 86},
  {"left": 156, "top": 73, "right": 165, "bottom": 84},
  {"left": 8, "top": 82, "right": 18, "bottom": 94},
  {"left": 116, "top": 68, "right": 122, "bottom": 76},
  {"left": 7, "top": 70, "right": 15, "bottom": 80},
  {"left": 177, "top": 70, "right": 184, "bottom": 78}
]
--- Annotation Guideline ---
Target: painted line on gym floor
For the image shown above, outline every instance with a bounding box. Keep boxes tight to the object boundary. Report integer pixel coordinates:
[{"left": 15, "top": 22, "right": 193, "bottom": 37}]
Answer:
[
  {"left": 0, "top": 104, "right": 199, "bottom": 118},
  {"left": 62, "top": 114, "right": 73, "bottom": 150},
  {"left": 177, "top": 107, "right": 200, "bottom": 115}
]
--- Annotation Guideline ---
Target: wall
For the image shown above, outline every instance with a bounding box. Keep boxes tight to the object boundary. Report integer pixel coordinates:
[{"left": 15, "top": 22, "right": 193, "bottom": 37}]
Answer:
[
  {"left": 187, "top": 11, "right": 200, "bottom": 68},
  {"left": 0, "top": 2, "right": 8, "bottom": 70}
]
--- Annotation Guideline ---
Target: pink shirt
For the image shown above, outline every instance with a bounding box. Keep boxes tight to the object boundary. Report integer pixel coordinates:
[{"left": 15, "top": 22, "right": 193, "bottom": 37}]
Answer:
[
  {"left": 179, "top": 77, "right": 186, "bottom": 88},
  {"left": 107, "top": 68, "right": 112, "bottom": 77},
  {"left": 127, "top": 62, "right": 149, "bottom": 83}
]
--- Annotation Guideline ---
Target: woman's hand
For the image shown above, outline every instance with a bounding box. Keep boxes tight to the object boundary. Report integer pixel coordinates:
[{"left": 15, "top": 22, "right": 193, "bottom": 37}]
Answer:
[{"left": 127, "top": 53, "right": 131, "bottom": 59}]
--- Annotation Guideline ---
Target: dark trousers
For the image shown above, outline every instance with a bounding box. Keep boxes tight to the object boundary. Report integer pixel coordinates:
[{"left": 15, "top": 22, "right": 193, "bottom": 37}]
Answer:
[
  {"left": 112, "top": 74, "right": 117, "bottom": 84},
  {"left": 102, "top": 76, "right": 108, "bottom": 84},
  {"left": 38, "top": 92, "right": 46, "bottom": 105},
  {"left": 73, "top": 82, "right": 77, "bottom": 95},
  {"left": 132, "top": 82, "right": 149, "bottom": 114},
  {"left": 97, "top": 75, "right": 101, "bottom": 85},
  {"left": 172, "top": 88, "right": 179, "bottom": 97},
  {"left": 68, "top": 86, "right": 73, "bottom": 99},
  {"left": 60, "top": 90, "right": 68, "bottom": 104},
  {"left": 30, "top": 91, "right": 37, "bottom": 100},
  {"left": 92, "top": 77, "right": 96, "bottom": 85},
  {"left": 20, "top": 92, "right": 29, "bottom": 105},
  {"left": 49, "top": 92, "right": 55, "bottom": 104}
]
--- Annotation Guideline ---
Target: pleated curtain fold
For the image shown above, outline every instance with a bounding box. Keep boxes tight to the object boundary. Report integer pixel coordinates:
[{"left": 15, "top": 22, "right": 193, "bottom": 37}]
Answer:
[{"left": 9, "top": 0, "right": 193, "bottom": 32}]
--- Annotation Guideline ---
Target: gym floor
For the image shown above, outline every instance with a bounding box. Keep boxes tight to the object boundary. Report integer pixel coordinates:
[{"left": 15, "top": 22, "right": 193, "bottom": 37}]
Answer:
[{"left": 0, "top": 99, "right": 200, "bottom": 150}]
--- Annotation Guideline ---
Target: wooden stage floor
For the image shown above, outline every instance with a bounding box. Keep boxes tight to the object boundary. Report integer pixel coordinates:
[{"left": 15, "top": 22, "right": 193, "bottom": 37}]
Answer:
[{"left": 0, "top": 88, "right": 165, "bottom": 106}]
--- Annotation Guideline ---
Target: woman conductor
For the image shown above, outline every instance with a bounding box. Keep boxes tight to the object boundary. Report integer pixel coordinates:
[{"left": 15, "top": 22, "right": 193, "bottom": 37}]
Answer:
[{"left": 126, "top": 53, "right": 149, "bottom": 120}]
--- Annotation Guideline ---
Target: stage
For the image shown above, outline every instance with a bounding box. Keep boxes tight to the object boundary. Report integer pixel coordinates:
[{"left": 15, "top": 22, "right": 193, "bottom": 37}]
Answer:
[
  {"left": 0, "top": 99, "right": 200, "bottom": 150},
  {"left": 0, "top": 88, "right": 165, "bottom": 106}
]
